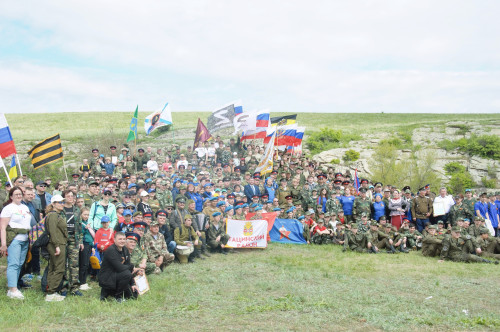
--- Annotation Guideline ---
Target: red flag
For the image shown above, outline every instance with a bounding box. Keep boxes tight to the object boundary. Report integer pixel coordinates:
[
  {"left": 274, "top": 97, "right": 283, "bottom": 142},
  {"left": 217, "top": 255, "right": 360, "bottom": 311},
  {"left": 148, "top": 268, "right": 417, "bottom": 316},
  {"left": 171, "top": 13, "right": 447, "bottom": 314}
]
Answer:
[
  {"left": 193, "top": 118, "right": 212, "bottom": 148},
  {"left": 246, "top": 212, "right": 277, "bottom": 242}
]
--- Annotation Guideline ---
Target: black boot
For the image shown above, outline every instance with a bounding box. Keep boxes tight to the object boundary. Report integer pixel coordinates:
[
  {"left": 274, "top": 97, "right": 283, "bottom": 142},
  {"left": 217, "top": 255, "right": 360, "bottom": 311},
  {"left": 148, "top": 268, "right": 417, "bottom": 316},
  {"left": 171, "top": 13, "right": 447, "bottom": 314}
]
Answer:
[
  {"left": 195, "top": 248, "right": 205, "bottom": 260},
  {"left": 100, "top": 288, "right": 109, "bottom": 301},
  {"left": 399, "top": 245, "right": 409, "bottom": 253},
  {"left": 390, "top": 245, "right": 397, "bottom": 254},
  {"left": 201, "top": 246, "right": 211, "bottom": 257},
  {"left": 370, "top": 246, "right": 377, "bottom": 254}
]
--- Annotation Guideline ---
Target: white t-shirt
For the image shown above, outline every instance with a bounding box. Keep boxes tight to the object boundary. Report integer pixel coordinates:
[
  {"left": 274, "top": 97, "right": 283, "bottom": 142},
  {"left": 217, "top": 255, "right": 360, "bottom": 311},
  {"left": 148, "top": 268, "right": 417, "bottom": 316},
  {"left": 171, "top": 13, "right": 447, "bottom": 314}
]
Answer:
[
  {"left": 195, "top": 147, "right": 207, "bottom": 158},
  {"left": 147, "top": 160, "right": 159, "bottom": 172},
  {"left": 1, "top": 203, "right": 31, "bottom": 242},
  {"left": 433, "top": 195, "right": 455, "bottom": 214},
  {"left": 207, "top": 147, "right": 216, "bottom": 157}
]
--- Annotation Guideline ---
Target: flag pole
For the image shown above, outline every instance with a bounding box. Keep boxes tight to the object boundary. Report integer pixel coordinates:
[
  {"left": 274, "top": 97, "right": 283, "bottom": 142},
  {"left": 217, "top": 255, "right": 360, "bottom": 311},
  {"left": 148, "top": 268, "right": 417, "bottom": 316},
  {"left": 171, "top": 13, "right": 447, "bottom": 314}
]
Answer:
[
  {"left": 1, "top": 157, "right": 13, "bottom": 187},
  {"left": 62, "top": 156, "right": 69, "bottom": 182},
  {"left": 15, "top": 154, "right": 23, "bottom": 177}
]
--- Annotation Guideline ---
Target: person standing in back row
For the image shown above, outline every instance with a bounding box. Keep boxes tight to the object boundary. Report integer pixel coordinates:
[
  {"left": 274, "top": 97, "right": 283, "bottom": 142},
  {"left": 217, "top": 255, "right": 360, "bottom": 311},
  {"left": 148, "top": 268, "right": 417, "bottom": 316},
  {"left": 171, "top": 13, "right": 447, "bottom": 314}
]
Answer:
[{"left": 411, "top": 187, "right": 433, "bottom": 233}]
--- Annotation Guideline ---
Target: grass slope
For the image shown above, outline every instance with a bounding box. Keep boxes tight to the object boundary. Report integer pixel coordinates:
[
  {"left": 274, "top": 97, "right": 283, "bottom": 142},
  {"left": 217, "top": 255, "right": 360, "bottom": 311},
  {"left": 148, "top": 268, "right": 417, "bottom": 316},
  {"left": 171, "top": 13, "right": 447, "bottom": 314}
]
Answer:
[
  {"left": 7, "top": 112, "right": 500, "bottom": 143},
  {"left": 1, "top": 244, "right": 499, "bottom": 331}
]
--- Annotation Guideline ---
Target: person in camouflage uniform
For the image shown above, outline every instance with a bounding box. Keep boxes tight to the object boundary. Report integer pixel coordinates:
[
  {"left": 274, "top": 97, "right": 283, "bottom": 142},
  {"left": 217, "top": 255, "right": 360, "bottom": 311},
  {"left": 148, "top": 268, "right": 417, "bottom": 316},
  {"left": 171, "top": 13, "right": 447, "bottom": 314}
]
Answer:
[
  {"left": 449, "top": 194, "right": 473, "bottom": 227},
  {"left": 343, "top": 224, "right": 375, "bottom": 253},
  {"left": 325, "top": 191, "right": 342, "bottom": 216},
  {"left": 439, "top": 226, "right": 497, "bottom": 264},
  {"left": 476, "top": 227, "right": 500, "bottom": 260},
  {"left": 421, "top": 225, "right": 444, "bottom": 257},
  {"left": 132, "top": 148, "right": 149, "bottom": 172},
  {"left": 62, "top": 190, "right": 82, "bottom": 296},
  {"left": 468, "top": 216, "right": 484, "bottom": 238},
  {"left": 173, "top": 214, "right": 201, "bottom": 263},
  {"left": 462, "top": 189, "right": 476, "bottom": 215},
  {"left": 353, "top": 188, "right": 372, "bottom": 219},
  {"left": 311, "top": 219, "right": 331, "bottom": 245},
  {"left": 206, "top": 212, "right": 231, "bottom": 253},
  {"left": 220, "top": 146, "right": 232, "bottom": 165},
  {"left": 403, "top": 223, "right": 422, "bottom": 250},
  {"left": 377, "top": 224, "right": 408, "bottom": 253},
  {"left": 83, "top": 180, "right": 101, "bottom": 208},
  {"left": 233, "top": 204, "right": 246, "bottom": 220},
  {"left": 143, "top": 220, "right": 175, "bottom": 271},
  {"left": 130, "top": 222, "right": 158, "bottom": 275}
]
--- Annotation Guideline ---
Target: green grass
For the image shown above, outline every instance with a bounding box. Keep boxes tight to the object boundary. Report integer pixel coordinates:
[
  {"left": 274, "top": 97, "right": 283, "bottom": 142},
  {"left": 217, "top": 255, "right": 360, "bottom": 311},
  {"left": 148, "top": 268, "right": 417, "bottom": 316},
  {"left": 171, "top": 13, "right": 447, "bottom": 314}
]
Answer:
[
  {"left": 1, "top": 244, "right": 499, "bottom": 331},
  {"left": 7, "top": 112, "right": 500, "bottom": 143}
]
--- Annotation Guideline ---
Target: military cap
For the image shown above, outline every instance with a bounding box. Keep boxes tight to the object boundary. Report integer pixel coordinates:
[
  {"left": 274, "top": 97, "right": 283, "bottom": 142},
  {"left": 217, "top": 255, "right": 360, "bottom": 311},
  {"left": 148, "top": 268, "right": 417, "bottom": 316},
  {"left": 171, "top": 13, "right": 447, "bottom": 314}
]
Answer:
[
  {"left": 359, "top": 187, "right": 367, "bottom": 193},
  {"left": 333, "top": 179, "right": 342, "bottom": 184},
  {"left": 404, "top": 189, "right": 411, "bottom": 194},
  {"left": 115, "top": 203, "right": 125, "bottom": 209},
  {"left": 241, "top": 203, "right": 249, "bottom": 208},
  {"left": 184, "top": 214, "right": 193, "bottom": 220},
  {"left": 143, "top": 212, "right": 153, "bottom": 218},
  {"left": 384, "top": 223, "right": 392, "bottom": 228},
  {"left": 437, "top": 220, "right": 443, "bottom": 224},
  {"left": 216, "top": 201, "right": 225, "bottom": 207},
  {"left": 132, "top": 221, "right": 148, "bottom": 229},
  {"left": 479, "top": 227, "right": 490, "bottom": 235},
  {"left": 428, "top": 225, "right": 438, "bottom": 230},
  {"left": 156, "top": 210, "right": 167, "bottom": 218},
  {"left": 212, "top": 211, "right": 222, "bottom": 217},
  {"left": 223, "top": 177, "right": 231, "bottom": 182},
  {"left": 92, "top": 148, "right": 99, "bottom": 153},
  {"left": 72, "top": 173, "right": 80, "bottom": 178},
  {"left": 334, "top": 172, "right": 342, "bottom": 178},
  {"left": 224, "top": 205, "right": 233, "bottom": 213},
  {"left": 449, "top": 226, "right": 462, "bottom": 232},
  {"left": 273, "top": 207, "right": 282, "bottom": 212},
  {"left": 342, "top": 180, "right": 350, "bottom": 185},
  {"left": 361, "top": 212, "right": 367, "bottom": 217},
  {"left": 360, "top": 178, "right": 368, "bottom": 184},
  {"left": 474, "top": 216, "right": 484, "bottom": 222},
  {"left": 126, "top": 202, "right": 136, "bottom": 208},
  {"left": 463, "top": 218, "right": 470, "bottom": 223},
  {"left": 125, "top": 232, "right": 140, "bottom": 242},
  {"left": 110, "top": 146, "right": 117, "bottom": 150},
  {"left": 175, "top": 196, "right": 186, "bottom": 203},
  {"left": 370, "top": 222, "right": 378, "bottom": 227},
  {"left": 88, "top": 180, "right": 99, "bottom": 186},
  {"left": 317, "top": 218, "right": 324, "bottom": 223},
  {"left": 123, "top": 210, "right": 133, "bottom": 216},
  {"left": 133, "top": 211, "right": 143, "bottom": 218},
  {"left": 138, "top": 148, "right": 145, "bottom": 152},
  {"left": 285, "top": 195, "right": 293, "bottom": 200},
  {"left": 204, "top": 183, "right": 213, "bottom": 187},
  {"left": 374, "top": 182, "right": 383, "bottom": 187},
  {"left": 317, "top": 174, "right": 327, "bottom": 179},
  {"left": 298, "top": 216, "right": 305, "bottom": 220},
  {"left": 226, "top": 194, "right": 235, "bottom": 199},
  {"left": 255, "top": 206, "right": 263, "bottom": 211},
  {"left": 465, "top": 188, "right": 472, "bottom": 192},
  {"left": 351, "top": 224, "right": 358, "bottom": 229},
  {"left": 150, "top": 220, "right": 159, "bottom": 227},
  {"left": 324, "top": 212, "right": 330, "bottom": 217}
]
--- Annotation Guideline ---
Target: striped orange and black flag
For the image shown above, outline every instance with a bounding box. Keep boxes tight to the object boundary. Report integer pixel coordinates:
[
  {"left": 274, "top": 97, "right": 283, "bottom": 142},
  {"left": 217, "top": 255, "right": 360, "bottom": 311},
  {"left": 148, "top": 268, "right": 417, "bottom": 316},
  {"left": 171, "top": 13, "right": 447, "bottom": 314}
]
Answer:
[{"left": 27, "top": 134, "right": 63, "bottom": 169}]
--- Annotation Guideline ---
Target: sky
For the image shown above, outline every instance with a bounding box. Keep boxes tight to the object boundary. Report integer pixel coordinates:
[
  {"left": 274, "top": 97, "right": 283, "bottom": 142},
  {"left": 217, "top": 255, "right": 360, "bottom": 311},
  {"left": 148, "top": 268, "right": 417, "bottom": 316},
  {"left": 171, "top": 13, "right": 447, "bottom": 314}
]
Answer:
[{"left": 0, "top": 1, "right": 499, "bottom": 114}]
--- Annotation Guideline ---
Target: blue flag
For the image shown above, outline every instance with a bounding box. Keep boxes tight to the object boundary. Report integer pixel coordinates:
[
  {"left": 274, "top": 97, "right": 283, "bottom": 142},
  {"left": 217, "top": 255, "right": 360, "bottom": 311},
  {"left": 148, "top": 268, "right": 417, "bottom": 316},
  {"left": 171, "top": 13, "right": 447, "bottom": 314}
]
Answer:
[{"left": 269, "top": 219, "right": 306, "bottom": 244}]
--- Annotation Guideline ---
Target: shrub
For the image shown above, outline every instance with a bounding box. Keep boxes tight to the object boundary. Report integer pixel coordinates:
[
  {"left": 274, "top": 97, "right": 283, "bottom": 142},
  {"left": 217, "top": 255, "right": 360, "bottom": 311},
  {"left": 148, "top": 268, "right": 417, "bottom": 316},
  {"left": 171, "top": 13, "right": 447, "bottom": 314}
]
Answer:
[
  {"left": 444, "top": 162, "right": 466, "bottom": 175},
  {"left": 343, "top": 149, "right": 360, "bottom": 162},
  {"left": 306, "top": 128, "right": 360, "bottom": 155},
  {"left": 481, "top": 177, "right": 497, "bottom": 189},
  {"left": 448, "top": 172, "right": 475, "bottom": 194},
  {"left": 330, "top": 158, "right": 340, "bottom": 164},
  {"left": 438, "top": 135, "right": 500, "bottom": 160}
]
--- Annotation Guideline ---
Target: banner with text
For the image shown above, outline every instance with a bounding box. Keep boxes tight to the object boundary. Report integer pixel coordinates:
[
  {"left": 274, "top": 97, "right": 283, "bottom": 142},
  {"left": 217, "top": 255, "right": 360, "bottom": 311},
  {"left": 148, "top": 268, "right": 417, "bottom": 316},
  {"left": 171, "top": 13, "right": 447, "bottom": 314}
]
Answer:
[{"left": 226, "top": 219, "right": 268, "bottom": 248}]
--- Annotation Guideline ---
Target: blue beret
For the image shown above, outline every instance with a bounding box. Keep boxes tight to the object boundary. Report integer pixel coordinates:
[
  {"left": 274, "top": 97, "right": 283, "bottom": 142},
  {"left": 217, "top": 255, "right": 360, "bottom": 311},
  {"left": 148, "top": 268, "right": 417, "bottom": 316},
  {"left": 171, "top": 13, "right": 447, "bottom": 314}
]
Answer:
[
  {"left": 212, "top": 211, "right": 222, "bottom": 217},
  {"left": 250, "top": 203, "right": 258, "bottom": 208},
  {"left": 216, "top": 201, "right": 225, "bottom": 207},
  {"left": 255, "top": 206, "right": 262, "bottom": 211},
  {"left": 204, "top": 183, "right": 213, "bottom": 188},
  {"left": 298, "top": 216, "right": 305, "bottom": 220},
  {"left": 209, "top": 196, "right": 217, "bottom": 201},
  {"left": 128, "top": 183, "right": 137, "bottom": 189},
  {"left": 273, "top": 207, "right": 281, "bottom": 212},
  {"left": 225, "top": 205, "right": 233, "bottom": 213},
  {"left": 286, "top": 208, "right": 294, "bottom": 213}
]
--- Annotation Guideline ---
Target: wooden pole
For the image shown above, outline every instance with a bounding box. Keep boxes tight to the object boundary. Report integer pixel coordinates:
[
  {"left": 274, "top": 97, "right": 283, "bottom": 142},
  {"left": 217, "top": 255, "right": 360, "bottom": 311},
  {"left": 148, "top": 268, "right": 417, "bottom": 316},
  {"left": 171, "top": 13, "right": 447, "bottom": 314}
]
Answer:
[
  {"left": 62, "top": 156, "right": 69, "bottom": 182},
  {"left": 1, "top": 157, "right": 13, "bottom": 187},
  {"left": 15, "top": 154, "right": 23, "bottom": 177}
]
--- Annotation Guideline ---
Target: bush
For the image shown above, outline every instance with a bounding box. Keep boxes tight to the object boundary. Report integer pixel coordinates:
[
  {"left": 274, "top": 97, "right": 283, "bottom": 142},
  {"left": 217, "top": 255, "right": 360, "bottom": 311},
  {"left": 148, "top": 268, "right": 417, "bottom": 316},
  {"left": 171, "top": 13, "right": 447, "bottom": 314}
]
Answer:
[
  {"left": 448, "top": 172, "right": 475, "bottom": 194},
  {"left": 444, "top": 162, "right": 466, "bottom": 175},
  {"left": 481, "top": 177, "right": 497, "bottom": 189},
  {"left": 343, "top": 149, "right": 360, "bottom": 162},
  {"left": 330, "top": 158, "right": 340, "bottom": 164},
  {"left": 306, "top": 128, "right": 360, "bottom": 155},
  {"left": 438, "top": 135, "right": 500, "bottom": 160}
]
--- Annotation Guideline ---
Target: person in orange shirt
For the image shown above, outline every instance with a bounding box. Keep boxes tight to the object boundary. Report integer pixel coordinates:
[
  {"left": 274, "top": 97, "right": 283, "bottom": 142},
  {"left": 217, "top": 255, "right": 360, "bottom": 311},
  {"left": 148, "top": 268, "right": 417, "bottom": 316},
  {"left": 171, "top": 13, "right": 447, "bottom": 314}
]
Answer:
[{"left": 94, "top": 216, "right": 115, "bottom": 253}]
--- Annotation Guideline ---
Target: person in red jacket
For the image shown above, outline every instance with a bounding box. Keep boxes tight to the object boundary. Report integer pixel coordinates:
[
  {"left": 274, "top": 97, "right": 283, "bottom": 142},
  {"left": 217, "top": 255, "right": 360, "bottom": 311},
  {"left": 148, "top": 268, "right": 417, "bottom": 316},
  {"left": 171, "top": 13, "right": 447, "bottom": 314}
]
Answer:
[{"left": 94, "top": 216, "right": 115, "bottom": 253}]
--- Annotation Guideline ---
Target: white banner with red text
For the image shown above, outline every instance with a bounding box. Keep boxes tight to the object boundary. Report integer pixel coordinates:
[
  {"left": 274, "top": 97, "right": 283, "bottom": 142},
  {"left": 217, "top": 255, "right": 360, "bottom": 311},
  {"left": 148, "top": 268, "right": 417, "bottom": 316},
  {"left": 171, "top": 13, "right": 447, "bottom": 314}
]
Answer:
[{"left": 225, "top": 219, "right": 268, "bottom": 248}]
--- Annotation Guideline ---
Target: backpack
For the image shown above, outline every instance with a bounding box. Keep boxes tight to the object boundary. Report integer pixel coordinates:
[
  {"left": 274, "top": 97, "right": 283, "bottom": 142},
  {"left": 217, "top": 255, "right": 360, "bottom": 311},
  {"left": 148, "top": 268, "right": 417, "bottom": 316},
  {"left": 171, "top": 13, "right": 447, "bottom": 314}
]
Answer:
[{"left": 30, "top": 211, "right": 57, "bottom": 260}]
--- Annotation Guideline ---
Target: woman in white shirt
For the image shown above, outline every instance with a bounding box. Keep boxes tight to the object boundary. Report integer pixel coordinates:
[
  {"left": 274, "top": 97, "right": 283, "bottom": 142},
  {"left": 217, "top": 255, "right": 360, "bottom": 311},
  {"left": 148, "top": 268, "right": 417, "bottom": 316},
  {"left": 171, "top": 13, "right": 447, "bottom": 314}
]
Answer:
[{"left": 0, "top": 186, "right": 33, "bottom": 300}]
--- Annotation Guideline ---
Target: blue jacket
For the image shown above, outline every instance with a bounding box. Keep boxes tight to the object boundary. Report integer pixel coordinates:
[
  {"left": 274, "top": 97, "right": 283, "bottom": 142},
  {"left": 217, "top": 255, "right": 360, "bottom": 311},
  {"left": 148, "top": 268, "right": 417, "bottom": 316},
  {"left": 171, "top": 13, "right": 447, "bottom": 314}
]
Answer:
[
  {"left": 244, "top": 184, "right": 261, "bottom": 203},
  {"left": 372, "top": 201, "right": 386, "bottom": 221},
  {"left": 338, "top": 195, "right": 355, "bottom": 215}
]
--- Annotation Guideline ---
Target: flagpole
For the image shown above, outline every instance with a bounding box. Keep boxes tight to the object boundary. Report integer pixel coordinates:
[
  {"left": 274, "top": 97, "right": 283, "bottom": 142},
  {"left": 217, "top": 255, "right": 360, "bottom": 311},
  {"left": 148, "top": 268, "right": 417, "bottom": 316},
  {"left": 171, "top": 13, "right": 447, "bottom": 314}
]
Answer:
[
  {"left": 1, "top": 157, "right": 13, "bottom": 187},
  {"left": 62, "top": 156, "right": 69, "bottom": 182},
  {"left": 172, "top": 125, "right": 175, "bottom": 144},
  {"left": 15, "top": 154, "right": 23, "bottom": 177}
]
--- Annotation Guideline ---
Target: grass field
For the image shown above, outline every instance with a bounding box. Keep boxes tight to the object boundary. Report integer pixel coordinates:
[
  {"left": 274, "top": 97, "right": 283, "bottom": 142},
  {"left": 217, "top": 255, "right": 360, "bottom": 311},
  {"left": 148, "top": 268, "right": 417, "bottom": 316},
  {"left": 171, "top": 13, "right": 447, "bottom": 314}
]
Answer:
[
  {"left": 7, "top": 112, "right": 500, "bottom": 144},
  {"left": 1, "top": 244, "right": 499, "bottom": 331}
]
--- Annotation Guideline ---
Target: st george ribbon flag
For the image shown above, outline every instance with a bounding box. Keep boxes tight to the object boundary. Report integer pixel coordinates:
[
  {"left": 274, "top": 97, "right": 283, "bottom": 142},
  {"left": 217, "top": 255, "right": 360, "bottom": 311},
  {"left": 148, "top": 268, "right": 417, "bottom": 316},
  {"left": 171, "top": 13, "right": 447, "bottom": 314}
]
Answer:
[
  {"left": 269, "top": 219, "right": 307, "bottom": 244},
  {"left": 207, "top": 101, "right": 241, "bottom": 133},
  {"left": 144, "top": 102, "right": 173, "bottom": 135}
]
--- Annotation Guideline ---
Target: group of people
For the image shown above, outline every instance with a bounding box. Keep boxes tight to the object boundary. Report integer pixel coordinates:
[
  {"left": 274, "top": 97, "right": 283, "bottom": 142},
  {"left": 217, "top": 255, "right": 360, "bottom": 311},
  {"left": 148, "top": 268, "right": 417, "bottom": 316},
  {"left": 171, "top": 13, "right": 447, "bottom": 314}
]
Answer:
[{"left": 1, "top": 135, "right": 499, "bottom": 302}]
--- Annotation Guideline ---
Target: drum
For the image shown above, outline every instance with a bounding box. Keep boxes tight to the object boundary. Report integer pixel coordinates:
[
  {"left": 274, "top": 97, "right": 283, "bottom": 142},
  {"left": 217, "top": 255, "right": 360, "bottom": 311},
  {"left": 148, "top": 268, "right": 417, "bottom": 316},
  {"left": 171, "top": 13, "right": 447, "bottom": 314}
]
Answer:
[{"left": 175, "top": 244, "right": 194, "bottom": 264}]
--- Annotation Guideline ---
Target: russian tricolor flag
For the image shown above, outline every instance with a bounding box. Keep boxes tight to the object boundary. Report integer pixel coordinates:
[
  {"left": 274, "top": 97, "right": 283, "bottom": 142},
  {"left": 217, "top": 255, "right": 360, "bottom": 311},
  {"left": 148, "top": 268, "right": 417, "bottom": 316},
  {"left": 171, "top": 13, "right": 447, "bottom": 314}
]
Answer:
[
  {"left": 0, "top": 114, "right": 16, "bottom": 158},
  {"left": 256, "top": 113, "right": 270, "bottom": 128}
]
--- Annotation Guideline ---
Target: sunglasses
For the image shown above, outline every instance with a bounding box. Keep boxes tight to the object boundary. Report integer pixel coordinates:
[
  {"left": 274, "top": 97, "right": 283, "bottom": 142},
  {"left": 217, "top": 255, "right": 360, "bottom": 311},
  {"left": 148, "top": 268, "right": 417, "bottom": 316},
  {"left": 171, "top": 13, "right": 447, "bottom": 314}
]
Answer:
[
  {"left": 166, "top": 207, "right": 172, "bottom": 210},
  {"left": 103, "top": 192, "right": 112, "bottom": 196}
]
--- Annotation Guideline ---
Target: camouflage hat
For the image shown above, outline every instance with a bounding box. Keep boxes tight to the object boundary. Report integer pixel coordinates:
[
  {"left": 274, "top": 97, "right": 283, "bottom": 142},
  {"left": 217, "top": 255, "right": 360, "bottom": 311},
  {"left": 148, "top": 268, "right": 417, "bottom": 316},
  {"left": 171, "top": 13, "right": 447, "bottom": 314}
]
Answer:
[
  {"left": 384, "top": 223, "right": 392, "bottom": 228},
  {"left": 359, "top": 187, "right": 367, "bottom": 193},
  {"left": 474, "top": 216, "right": 484, "bottom": 222},
  {"left": 184, "top": 214, "right": 193, "bottom": 220},
  {"left": 451, "top": 226, "right": 461, "bottom": 232},
  {"left": 324, "top": 212, "right": 330, "bottom": 217},
  {"left": 361, "top": 212, "right": 367, "bottom": 217},
  {"left": 437, "top": 220, "right": 443, "bottom": 224},
  {"left": 351, "top": 223, "right": 358, "bottom": 229},
  {"left": 370, "top": 222, "right": 378, "bottom": 227},
  {"left": 479, "top": 227, "right": 490, "bottom": 235},
  {"left": 428, "top": 225, "right": 438, "bottom": 230},
  {"left": 150, "top": 220, "right": 159, "bottom": 227}
]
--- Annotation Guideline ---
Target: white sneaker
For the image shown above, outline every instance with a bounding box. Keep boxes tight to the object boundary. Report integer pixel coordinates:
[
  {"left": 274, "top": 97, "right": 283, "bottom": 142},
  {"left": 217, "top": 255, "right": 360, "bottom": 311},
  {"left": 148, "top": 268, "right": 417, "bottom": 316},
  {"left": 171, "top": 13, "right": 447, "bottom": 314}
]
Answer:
[
  {"left": 7, "top": 290, "right": 24, "bottom": 300},
  {"left": 45, "top": 293, "right": 65, "bottom": 302},
  {"left": 79, "top": 283, "right": 91, "bottom": 291}
]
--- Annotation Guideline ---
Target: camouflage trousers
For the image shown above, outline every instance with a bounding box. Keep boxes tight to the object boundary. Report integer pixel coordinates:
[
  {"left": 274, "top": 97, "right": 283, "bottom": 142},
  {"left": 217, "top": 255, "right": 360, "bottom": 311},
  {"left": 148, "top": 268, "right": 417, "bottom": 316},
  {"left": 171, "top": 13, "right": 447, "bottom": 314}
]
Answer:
[
  {"left": 144, "top": 262, "right": 157, "bottom": 275},
  {"left": 208, "top": 234, "right": 230, "bottom": 250},
  {"left": 65, "top": 238, "right": 80, "bottom": 292},
  {"left": 311, "top": 233, "right": 332, "bottom": 245}
]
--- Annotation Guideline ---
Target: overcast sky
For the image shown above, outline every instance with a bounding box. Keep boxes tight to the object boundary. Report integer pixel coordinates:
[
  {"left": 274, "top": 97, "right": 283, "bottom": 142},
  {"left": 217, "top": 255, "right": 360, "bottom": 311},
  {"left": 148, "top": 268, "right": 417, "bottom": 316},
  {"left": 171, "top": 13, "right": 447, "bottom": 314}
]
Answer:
[{"left": 1, "top": 1, "right": 499, "bottom": 114}]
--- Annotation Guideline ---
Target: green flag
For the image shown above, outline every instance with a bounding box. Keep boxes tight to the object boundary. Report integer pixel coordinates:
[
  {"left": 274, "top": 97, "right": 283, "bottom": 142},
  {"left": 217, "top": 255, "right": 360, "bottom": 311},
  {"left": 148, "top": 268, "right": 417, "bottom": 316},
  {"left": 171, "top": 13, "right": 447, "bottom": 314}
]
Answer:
[{"left": 127, "top": 106, "right": 138, "bottom": 142}]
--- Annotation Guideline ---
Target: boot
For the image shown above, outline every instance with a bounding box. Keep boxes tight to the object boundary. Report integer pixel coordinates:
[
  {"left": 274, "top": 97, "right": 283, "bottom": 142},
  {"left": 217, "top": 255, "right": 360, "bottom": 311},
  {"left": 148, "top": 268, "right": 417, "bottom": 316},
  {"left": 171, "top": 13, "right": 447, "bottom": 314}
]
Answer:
[
  {"left": 481, "top": 259, "right": 498, "bottom": 264},
  {"left": 390, "top": 245, "right": 397, "bottom": 254},
  {"left": 370, "top": 246, "right": 377, "bottom": 254},
  {"left": 194, "top": 248, "right": 205, "bottom": 260},
  {"left": 399, "top": 245, "right": 409, "bottom": 253},
  {"left": 201, "top": 247, "right": 211, "bottom": 257}
]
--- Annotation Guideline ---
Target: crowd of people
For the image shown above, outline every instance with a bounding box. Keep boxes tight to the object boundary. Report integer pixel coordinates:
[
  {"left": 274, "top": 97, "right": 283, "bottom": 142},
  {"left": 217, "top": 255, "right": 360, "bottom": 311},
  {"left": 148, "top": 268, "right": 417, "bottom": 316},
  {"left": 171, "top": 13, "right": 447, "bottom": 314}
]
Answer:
[{"left": 1, "top": 135, "right": 499, "bottom": 302}]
